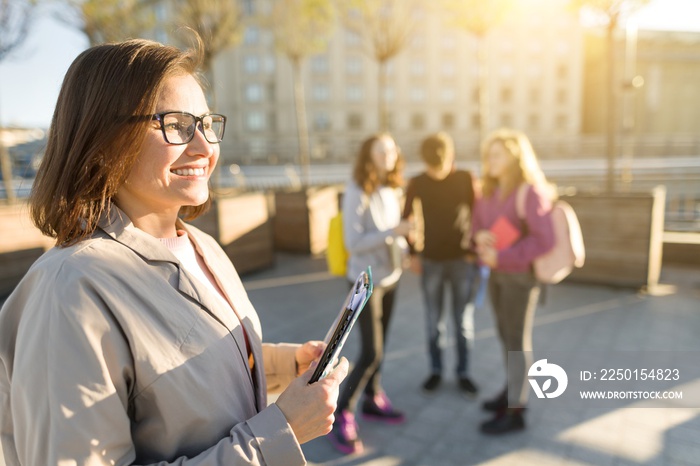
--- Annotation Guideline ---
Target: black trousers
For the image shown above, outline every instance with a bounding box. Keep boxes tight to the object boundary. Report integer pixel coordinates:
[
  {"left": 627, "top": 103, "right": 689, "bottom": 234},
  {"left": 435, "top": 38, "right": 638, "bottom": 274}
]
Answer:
[{"left": 488, "top": 270, "right": 541, "bottom": 407}]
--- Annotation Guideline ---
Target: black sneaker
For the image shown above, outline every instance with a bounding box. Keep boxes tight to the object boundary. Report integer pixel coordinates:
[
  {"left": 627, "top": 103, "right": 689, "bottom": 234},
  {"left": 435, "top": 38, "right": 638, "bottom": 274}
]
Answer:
[
  {"left": 482, "top": 388, "right": 508, "bottom": 412},
  {"left": 480, "top": 408, "right": 525, "bottom": 435},
  {"left": 422, "top": 374, "right": 442, "bottom": 393},
  {"left": 458, "top": 377, "right": 478, "bottom": 399}
]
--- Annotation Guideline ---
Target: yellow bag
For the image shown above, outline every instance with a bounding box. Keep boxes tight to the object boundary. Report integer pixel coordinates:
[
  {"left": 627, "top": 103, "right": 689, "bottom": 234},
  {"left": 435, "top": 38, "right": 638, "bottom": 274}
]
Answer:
[{"left": 326, "top": 212, "right": 349, "bottom": 277}]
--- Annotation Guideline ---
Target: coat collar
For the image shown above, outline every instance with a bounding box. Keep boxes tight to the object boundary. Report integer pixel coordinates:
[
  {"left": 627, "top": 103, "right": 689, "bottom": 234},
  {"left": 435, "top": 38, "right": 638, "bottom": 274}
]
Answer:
[{"left": 97, "top": 205, "right": 265, "bottom": 409}]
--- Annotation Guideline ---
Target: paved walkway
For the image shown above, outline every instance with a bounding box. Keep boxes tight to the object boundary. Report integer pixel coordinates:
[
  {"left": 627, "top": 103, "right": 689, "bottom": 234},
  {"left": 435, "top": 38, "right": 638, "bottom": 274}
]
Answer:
[
  {"left": 246, "top": 254, "right": 700, "bottom": 466},
  {"left": 2, "top": 254, "right": 700, "bottom": 465}
]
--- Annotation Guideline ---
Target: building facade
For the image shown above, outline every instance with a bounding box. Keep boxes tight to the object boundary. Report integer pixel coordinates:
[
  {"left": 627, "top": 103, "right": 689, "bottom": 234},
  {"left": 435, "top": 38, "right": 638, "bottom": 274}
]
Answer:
[{"left": 212, "top": 0, "right": 583, "bottom": 167}]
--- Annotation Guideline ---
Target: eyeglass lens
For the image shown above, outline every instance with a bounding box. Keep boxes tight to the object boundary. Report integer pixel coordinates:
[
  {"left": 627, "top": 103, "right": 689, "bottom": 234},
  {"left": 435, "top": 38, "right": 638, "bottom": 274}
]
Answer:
[{"left": 161, "top": 113, "right": 225, "bottom": 144}]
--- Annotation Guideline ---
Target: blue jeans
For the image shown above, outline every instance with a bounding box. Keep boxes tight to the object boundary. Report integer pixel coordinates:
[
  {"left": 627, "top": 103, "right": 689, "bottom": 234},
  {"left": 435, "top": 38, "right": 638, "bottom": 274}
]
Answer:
[{"left": 421, "top": 258, "right": 478, "bottom": 378}]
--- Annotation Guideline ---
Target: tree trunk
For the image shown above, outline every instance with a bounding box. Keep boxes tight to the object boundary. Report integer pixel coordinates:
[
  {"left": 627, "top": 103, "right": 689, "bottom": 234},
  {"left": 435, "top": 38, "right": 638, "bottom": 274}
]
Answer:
[
  {"left": 605, "top": 17, "right": 618, "bottom": 193},
  {"left": 476, "top": 35, "right": 489, "bottom": 146},
  {"left": 378, "top": 59, "right": 388, "bottom": 131},
  {"left": 291, "top": 58, "right": 310, "bottom": 187},
  {"left": 0, "top": 142, "right": 15, "bottom": 203}
]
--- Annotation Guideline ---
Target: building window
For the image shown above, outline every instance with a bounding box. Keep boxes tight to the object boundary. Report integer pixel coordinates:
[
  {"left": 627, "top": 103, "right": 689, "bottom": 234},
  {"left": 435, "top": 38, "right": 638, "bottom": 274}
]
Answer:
[
  {"left": 442, "top": 112, "right": 455, "bottom": 129},
  {"left": 410, "top": 61, "right": 425, "bottom": 76},
  {"left": 441, "top": 33, "right": 456, "bottom": 50},
  {"left": 263, "top": 56, "right": 276, "bottom": 74},
  {"left": 246, "top": 112, "right": 266, "bottom": 131},
  {"left": 346, "top": 30, "right": 362, "bottom": 47},
  {"left": 383, "top": 86, "right": 395, "bottom": 102},
  {"left": 347, "top": 113, "right": 363, "bottom": 130},
  {"left": 441, "top": 88, "right": 455, "bottom": 102},
  {"left": 313, "top": 113, "right": 331, "bottom": 131},
  {"left": 243, "top": 55, "right": 260, "bottom": 74},
  {"left": 312, "top": 84, "right": 330, "bottom": 101},
  {"left": 441, "top": 62, "right": 455, "bottom": 77},
  {"left": 243, "top": 26, "right": 259, "bottom": 45},
  {"left": 346, "top": 56, "right": 363, "bottom": 75},
  {"left": 311, "top": 55, "right": 329, "bottom": 74},
  {"left": 500, "top": 64, "right": 514, "bottom": 78},
  {"left": 346, "top": 85, "right": 363, "bottom": 101},
  {"left": 410, "top": 88, "right": 425, "bottom": 102},
  {"left": 245, "top": 84, "right": 264, "bottom": 102},
  {"left": 411, "top": 113, "right": 425, "bottom": 130},
  {"left": 242, "top": 0, "right": 254, "bottom": 15}
]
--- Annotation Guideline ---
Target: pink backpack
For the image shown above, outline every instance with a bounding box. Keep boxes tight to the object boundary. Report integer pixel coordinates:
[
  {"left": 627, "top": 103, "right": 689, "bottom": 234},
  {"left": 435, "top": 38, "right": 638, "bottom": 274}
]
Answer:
[{"left": 516, "top": 184, "right": 585, "bottom": 284}]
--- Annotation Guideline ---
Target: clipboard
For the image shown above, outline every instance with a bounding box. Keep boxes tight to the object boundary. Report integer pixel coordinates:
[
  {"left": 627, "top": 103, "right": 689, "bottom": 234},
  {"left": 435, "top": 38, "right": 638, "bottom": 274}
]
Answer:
[{"left": 308, "top": 267, "right": 373, "bottom": 384}]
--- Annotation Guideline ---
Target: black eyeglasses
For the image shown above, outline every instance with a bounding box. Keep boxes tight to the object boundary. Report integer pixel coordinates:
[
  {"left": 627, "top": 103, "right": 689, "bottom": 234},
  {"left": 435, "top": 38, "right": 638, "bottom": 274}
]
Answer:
[{"left": 151, "top": 112, "right": 227, "bottom": 145}]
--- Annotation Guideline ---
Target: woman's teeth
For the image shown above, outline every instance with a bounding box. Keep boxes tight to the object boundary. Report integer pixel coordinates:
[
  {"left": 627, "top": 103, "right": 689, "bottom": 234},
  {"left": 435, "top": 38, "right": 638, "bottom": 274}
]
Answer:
[{"left": 172, "top": 167, "right": 205, "bottom": 176}]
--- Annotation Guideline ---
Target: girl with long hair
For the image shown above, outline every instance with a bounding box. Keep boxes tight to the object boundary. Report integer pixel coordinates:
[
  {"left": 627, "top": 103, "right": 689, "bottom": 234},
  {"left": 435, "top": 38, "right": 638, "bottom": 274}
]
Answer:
[
  {"left": 472, "top": 128, "right": 555, "bottom": 435},
  {"left": 329, "top": 133, "right": 411, "bottom": 454}
]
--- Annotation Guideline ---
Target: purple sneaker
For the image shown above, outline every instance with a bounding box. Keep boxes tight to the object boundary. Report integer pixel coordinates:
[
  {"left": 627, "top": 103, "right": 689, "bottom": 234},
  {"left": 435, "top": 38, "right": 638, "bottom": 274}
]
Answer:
[
  {"left": 361, "top": 392, "right": 406, "bottom": 424},
  {"left": 328, "top": 410, "right": 364, "bottom": 455}
]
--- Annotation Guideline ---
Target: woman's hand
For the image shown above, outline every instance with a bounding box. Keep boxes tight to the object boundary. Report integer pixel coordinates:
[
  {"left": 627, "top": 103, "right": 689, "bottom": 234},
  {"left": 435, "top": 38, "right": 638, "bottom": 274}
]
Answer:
[
  {"left": 275, "top": 357, "right": 350, "bottom": 444},
  {"left": 295, "top": 341, "right": 325, "bottom": 376},
  {"left": 478, "top": 246, "right": 498, "bottom": 269},
  {"left": 474, "top": 229, "right": 496, "bottom": 249}
]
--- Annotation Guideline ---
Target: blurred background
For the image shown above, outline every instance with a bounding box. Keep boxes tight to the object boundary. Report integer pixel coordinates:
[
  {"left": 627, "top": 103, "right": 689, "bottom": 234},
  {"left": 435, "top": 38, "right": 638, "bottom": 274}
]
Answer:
[{"left": 0, "top": 0, "right": 698, "bottom": 238}]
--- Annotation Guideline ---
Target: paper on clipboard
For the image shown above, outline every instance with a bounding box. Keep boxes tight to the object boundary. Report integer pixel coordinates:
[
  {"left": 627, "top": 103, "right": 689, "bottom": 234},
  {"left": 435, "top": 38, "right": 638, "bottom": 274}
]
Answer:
[{"left": 490, "top": 215, "right": 520, "bottom": 251}]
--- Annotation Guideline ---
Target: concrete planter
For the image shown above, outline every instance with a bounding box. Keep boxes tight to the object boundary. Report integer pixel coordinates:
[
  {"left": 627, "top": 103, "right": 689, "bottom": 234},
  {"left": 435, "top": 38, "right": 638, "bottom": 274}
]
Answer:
[
  {"left": 272, "top": 185, "right": 340, "bottom": 255},
  {"left": 566, "top": 186, "right": 666, "bottom": 289},
  {"left": 190, "top": 191, "right": 275, "bottom": 275}
]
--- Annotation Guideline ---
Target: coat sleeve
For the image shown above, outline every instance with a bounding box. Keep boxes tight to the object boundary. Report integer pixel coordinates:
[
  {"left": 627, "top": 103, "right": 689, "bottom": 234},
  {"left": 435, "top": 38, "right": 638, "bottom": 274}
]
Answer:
[
  {"left": 262, "top": 343, "right": 300, "bottom": 393},
  {"left": 5, "top": 262, "right": 304, "bottom": 466},
  {"left": 498, "top": 185, "right": 555, "bottom": 269}
]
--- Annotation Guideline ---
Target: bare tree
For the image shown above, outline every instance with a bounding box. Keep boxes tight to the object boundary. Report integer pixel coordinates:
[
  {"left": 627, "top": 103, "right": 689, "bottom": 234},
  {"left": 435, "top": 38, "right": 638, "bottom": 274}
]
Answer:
[
  {"left": 260, "top": 0, "right": 336, "bottom": 186},
  {"left": 338, "top": 0, "right": 423, "bottom": 132},
  {"left": 169, "top": 0, "right": 246, "bottom": 75},
  {"left": 441, "top": 0, "right": 516, "bottom": 145},
  {"left": 0, "top": 0, "right": 37, "bottom": 203},
  {"left": 59, "top": 0, "right": 160, "bottom": 46},
  {"left": 569, "top": 0, "right": 649, "bottom": 193}
]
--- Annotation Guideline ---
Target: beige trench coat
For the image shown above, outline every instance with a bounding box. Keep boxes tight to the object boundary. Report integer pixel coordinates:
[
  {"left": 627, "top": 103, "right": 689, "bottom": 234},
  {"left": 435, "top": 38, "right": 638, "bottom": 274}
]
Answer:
[{"left": 0, "top": 206, "right": 306, "bottom": 465}]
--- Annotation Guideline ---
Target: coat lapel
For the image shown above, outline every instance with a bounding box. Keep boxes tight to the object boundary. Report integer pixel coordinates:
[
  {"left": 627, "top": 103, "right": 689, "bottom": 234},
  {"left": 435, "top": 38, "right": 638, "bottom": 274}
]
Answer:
[{"left": 98, "top": 206, "right": 262, "bottom": 407}]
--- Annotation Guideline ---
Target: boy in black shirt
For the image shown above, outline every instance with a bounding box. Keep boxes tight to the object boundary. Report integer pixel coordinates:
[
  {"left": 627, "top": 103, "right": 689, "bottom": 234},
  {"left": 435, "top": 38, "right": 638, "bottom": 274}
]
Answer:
[{"left": 402, "top": 132, "right": 479, "bottom": 397}]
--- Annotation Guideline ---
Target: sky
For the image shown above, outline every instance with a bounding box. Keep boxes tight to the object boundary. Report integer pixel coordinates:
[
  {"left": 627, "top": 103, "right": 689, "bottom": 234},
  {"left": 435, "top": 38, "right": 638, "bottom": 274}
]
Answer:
[{"left": 1, "top": 0, "right": 700, "bottom": 129}]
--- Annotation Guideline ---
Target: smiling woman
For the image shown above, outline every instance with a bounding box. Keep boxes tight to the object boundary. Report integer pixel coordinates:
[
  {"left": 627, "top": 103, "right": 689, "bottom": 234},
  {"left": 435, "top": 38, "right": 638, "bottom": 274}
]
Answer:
[{"left": 0, "top": 38, "right": 348, "bottom": 465}]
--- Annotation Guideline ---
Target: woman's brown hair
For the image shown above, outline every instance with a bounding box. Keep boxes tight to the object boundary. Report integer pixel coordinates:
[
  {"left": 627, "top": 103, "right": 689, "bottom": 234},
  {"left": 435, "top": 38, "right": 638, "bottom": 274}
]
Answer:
[
  {"left": 480, "top": 128, "right": 553, "bottom": 200},
  {"left": 352, "top": 133, "right": 404, "bottom": 194},
  {"left": 30, "top": 37, "right": 209, "bottom": 246}
]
